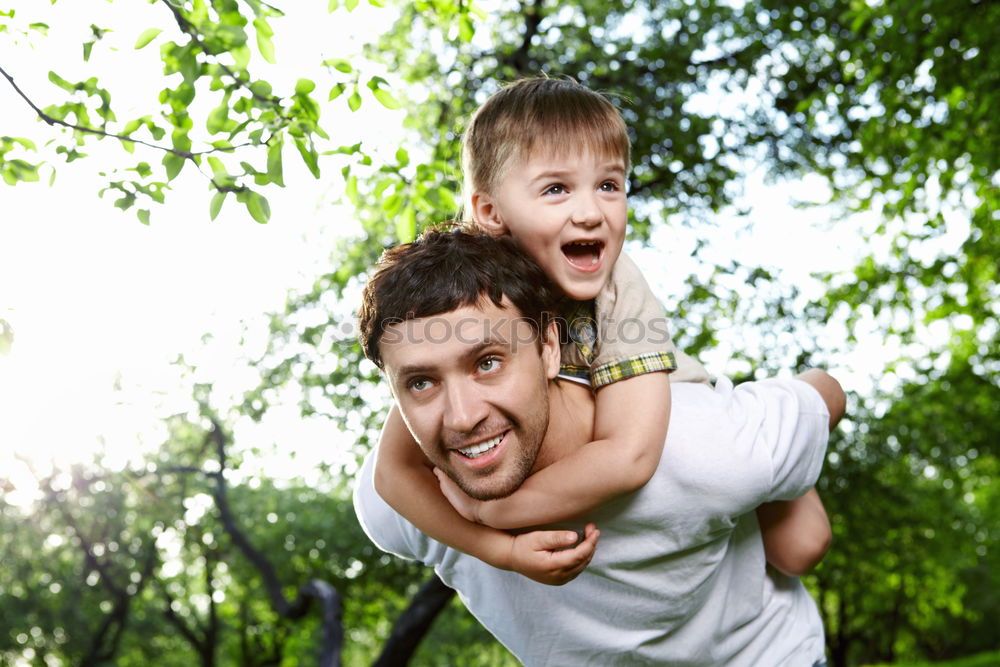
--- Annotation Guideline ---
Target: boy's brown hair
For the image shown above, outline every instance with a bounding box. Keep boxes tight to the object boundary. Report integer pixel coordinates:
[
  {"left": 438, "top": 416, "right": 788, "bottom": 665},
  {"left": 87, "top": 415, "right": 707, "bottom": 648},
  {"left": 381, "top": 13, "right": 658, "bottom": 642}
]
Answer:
[{"left": 461, "top": 77, "right": 631, "bottom": 220}]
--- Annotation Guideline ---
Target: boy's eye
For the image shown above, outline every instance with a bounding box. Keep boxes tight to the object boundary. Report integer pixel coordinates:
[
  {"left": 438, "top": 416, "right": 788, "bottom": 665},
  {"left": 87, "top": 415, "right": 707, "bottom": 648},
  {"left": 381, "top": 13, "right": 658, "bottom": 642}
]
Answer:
[
  {"left": 543, "top": 184, "right": 566, "bottom": 196},
  {"left": 599, "top": 180, "right": 620, "bottom": 192}
]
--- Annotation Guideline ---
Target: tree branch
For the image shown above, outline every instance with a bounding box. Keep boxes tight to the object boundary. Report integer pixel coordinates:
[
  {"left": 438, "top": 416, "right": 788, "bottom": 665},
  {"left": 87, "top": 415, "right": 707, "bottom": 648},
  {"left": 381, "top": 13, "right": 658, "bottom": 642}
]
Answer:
[
  {"left": 158, "top": 0, "right": 284, "bottom": 110},
  {"left": 205, "top": 419, "right": 344, "bottom": 666},
  {"left": 504, "top": 0, "right": 545, "bottom": 75},
  {"left": 372, "top": 574, "right": 455, "bottom": 667},
  {"left": 0, "top": 64, "right": 254, "bottom": 160}
]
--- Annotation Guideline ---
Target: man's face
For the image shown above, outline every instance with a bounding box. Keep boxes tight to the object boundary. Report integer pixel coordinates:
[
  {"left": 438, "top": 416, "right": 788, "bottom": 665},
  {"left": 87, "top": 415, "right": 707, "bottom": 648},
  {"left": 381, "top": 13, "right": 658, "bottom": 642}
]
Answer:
[
  {"left": 474, "top": 147, "right": 628, "bottom": 301},
  {"left": 380, "top": 299, "right": 561, "bottom": 500}
]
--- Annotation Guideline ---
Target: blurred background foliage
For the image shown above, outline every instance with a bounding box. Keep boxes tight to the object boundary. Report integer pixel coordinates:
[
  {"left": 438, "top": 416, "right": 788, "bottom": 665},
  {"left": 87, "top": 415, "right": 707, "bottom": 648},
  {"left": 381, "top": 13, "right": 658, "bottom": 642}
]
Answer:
[{"left": 1, "top": 0, "right": 997, "bottom": 665}]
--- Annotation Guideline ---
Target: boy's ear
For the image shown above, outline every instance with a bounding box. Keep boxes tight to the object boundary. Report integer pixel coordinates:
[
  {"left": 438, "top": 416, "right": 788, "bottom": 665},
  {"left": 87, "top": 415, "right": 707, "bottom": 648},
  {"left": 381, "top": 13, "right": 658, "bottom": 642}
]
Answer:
[{"left": 471, "top": 192, "right": 508, "bottom": 236}]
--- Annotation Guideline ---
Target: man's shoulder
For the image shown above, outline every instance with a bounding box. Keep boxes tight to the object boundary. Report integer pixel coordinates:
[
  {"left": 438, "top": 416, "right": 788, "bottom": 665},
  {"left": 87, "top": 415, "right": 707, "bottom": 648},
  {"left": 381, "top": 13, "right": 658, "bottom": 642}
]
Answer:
[{"left": 654, "top": 377, "right": 829, "bottom": 505}]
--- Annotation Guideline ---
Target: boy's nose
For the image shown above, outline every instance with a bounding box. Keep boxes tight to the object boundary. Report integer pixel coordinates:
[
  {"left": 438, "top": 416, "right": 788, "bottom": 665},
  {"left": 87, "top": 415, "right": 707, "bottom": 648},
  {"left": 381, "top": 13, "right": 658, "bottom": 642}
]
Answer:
[{"left": 570, "top": 194, "right": 603, "bottom": 227}]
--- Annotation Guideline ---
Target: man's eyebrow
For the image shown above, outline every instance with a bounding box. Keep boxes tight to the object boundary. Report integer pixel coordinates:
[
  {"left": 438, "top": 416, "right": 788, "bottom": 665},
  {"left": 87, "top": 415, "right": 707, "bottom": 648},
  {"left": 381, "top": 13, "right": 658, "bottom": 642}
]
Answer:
[{"left": 392, "top": 341, "right": 504, "bottom": 380}]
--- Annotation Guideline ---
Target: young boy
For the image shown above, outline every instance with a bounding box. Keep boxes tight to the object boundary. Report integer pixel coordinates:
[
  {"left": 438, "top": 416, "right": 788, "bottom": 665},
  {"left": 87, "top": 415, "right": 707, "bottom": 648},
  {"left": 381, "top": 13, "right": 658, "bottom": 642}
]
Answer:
[{"left": 372, "top": 77, "right": 831, "bottom": 583}]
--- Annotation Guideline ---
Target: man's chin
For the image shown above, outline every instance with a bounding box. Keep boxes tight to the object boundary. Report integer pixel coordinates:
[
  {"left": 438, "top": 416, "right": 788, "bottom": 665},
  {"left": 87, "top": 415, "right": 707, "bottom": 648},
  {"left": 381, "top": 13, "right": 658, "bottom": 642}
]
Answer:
[{"left": 451, "top": 472, "right": 522, "bottom": 502}]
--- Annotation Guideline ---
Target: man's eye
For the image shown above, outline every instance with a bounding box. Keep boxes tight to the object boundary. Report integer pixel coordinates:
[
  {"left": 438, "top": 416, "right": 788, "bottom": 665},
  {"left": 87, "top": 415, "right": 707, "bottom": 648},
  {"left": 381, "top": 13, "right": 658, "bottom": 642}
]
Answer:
[
  {"left": 409, "top": 378, "right": 431, "bottom": 392},
  {"left": 478, "top": 358, "right": 500, "bottom": 372}
]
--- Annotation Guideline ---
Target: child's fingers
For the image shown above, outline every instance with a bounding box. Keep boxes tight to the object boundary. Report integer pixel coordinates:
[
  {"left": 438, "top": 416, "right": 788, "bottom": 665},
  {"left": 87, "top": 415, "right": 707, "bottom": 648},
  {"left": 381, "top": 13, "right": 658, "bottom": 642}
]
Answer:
[{"left": 545, "top": 526, "right": 600, "bottom": 568}]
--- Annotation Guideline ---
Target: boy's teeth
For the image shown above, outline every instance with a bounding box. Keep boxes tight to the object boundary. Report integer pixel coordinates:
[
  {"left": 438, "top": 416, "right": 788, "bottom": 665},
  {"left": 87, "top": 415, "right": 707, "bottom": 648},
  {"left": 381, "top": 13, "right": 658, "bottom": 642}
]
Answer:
[
  {"left": 563, "top": 241, "right": 601, "bottom": 268},
  {"left": 459, "top": 435, "right": 502, "bottom": 458}
]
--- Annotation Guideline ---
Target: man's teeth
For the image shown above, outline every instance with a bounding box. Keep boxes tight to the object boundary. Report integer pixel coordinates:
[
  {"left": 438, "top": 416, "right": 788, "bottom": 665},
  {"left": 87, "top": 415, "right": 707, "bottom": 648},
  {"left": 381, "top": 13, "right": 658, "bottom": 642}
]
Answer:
[{"left": 459, "top": 435, "right": 502, "bottom": 458}]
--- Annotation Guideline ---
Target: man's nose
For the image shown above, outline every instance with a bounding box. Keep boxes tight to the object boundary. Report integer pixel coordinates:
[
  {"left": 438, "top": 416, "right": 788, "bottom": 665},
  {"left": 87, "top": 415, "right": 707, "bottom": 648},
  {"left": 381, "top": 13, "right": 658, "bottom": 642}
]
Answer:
[
  {"left": 570, "top": 192, "right": 603, "bottom": 227},
  {"left": 442, "top": 381, "right": 488, "bottom": 433}
]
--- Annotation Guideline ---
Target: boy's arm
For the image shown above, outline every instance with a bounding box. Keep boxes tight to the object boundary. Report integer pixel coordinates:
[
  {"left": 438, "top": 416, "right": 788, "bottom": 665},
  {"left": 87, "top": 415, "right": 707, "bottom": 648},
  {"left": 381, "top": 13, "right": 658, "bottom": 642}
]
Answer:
[
  {"left": 756, "top": 488, "right": 832, "bottom": 576},
  {"left": 374, "top": 404, "right": 598, "bottom": 584},
  {"left": 755, "top": 369, "right": 844, "bottom": 576},
  {"left": 447, "top": 372, "right": 671, "bottom": 530}
]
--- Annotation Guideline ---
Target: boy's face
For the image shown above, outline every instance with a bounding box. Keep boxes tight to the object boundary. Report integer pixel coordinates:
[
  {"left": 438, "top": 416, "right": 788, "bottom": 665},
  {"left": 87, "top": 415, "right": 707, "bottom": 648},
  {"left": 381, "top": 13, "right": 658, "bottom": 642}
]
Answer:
[{"left": 473, "top": 148, "right": 627, "bottom": 301}]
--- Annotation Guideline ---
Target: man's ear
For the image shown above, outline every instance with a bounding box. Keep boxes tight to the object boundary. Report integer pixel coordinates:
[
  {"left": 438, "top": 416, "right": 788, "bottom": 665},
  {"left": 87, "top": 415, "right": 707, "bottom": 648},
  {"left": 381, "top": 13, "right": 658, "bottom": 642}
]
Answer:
[
  {"left": 471, "top": 191, "right": 508, "bottom": 237},
  {"left": 541, "top": 320, "right": 561, "bottom": 380}
]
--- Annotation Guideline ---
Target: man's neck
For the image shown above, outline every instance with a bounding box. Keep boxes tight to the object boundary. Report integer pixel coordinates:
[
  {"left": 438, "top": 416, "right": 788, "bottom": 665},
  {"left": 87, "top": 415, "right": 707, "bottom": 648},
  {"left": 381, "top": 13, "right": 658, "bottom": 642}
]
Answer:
[{"left": 532, "top": 379, "right": 596, "bottom": 472}]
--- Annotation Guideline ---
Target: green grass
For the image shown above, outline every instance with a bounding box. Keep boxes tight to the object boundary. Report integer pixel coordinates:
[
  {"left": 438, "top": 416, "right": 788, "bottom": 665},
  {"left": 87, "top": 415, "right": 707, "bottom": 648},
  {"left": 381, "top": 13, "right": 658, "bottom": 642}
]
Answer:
[{"left": 868, "top": 650, "right": 1000, "bottom": 667}]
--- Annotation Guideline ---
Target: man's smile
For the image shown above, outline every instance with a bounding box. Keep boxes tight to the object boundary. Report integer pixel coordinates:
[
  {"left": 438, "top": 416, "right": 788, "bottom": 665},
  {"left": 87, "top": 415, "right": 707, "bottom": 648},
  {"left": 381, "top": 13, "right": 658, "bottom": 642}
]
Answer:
[{"left": 457, "top": 432, "right": 505, "bottom": 459}]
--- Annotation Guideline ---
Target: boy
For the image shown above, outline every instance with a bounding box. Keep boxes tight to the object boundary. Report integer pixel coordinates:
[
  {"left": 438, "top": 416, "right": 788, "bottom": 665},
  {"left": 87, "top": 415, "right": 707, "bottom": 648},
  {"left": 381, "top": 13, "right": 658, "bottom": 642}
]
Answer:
[{"left": 372, "top": 77, "right": 831, "bottom": 583}]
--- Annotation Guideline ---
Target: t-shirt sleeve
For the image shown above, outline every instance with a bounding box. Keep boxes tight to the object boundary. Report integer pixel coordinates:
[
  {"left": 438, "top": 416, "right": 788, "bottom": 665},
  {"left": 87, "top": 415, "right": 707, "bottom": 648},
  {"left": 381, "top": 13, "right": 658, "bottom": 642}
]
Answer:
[
  {"left": 352, "top": 448, "right": 445, "bottom": 565},
  {"left": 736, "top": 377, "right": 831, "bottom": 502},
  {"left": 592, "top": 252, "right": 711, "bottom": 387}
]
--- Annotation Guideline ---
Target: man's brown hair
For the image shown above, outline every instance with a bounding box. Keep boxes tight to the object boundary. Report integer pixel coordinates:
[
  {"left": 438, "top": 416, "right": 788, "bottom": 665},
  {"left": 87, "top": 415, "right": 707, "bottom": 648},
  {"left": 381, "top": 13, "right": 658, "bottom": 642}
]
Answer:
[
  {"left": 358, "top": 227, "right": 563, "bottom": 369},
  {"left": 461, "top": 77, "right": 631, "bottom": 220}
]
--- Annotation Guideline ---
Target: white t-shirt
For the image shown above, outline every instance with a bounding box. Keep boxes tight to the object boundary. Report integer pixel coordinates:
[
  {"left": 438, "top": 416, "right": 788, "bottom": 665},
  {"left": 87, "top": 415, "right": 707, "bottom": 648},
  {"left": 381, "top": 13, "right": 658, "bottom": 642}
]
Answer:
[{"left": 354, "top": 377, "right": 830, "bottom": 666}]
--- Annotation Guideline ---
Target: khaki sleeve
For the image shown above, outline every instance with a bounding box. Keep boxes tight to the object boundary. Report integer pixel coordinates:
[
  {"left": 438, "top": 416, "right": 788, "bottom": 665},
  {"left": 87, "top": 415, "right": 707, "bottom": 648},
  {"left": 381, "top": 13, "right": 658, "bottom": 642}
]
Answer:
[{"left": 592, "top": 252, "right": 711, "bottom": 387}]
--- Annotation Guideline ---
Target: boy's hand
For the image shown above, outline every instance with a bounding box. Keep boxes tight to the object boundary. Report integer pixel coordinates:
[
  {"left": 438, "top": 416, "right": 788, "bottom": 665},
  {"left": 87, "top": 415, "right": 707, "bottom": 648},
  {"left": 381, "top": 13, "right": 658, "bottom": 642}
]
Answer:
[
  {"left": 509, "top": 523, "right": 600, "bottom": 586},
  {"left": 434, "top": 468, "right": 485, "bottom": 523}
]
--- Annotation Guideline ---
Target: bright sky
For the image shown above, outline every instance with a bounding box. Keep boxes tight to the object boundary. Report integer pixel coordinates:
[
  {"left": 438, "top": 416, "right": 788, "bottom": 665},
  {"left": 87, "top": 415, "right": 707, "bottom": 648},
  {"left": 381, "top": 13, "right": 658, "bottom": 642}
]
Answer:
[
  {"left": 1, "top": 2, "right": 889, "bottom": 506},
  {"left": 0, "top": 1, "right": 404, "bottom": 501}
]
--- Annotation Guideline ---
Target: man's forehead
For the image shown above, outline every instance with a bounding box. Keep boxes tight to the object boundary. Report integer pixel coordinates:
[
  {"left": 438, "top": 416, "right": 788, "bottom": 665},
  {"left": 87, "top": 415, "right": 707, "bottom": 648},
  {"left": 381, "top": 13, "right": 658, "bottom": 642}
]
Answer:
[{"left": 379, "top": 298, "right": 535, "bottom": 371}]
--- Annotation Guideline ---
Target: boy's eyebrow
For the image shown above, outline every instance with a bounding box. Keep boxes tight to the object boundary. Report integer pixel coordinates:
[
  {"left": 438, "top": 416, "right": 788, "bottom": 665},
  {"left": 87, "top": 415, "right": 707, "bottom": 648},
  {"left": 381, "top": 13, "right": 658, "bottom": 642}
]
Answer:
[{"left": 528, "top": 162, "right": 626, "bottom": 183}]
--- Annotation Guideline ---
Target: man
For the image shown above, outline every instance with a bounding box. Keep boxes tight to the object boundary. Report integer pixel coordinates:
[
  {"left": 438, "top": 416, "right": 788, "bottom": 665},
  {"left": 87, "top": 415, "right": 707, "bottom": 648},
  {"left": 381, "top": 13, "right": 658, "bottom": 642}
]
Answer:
[{"left": 354, "top": 229, "right": 845, "bottom": 666}]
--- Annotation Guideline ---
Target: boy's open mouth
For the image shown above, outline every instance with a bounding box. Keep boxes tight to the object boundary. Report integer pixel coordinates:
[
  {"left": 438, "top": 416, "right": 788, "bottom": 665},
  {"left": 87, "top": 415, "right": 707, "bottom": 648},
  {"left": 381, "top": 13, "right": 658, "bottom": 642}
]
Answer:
[{"left": 561, "top": 240, "right": 603, "bottom": 270}]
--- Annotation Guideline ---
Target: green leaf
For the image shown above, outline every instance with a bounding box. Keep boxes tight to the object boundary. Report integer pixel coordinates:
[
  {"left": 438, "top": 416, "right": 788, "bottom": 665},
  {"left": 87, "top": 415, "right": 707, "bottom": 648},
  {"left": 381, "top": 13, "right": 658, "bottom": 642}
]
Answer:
[
  {"left": 395, "top": 207, "right": 416, "bottom": 243},
  {"left": 395, "top": 147, "right": 409, "bottom": 166},
  {"left": 47, "top": 71, "right": 76, "bottom": 93},
  {"left": 254, "top": 18, "right": 276, "bottom": 63},
  {"left": 249, "top": 80, "right": 273, "bottom": 98},
  {"left": 207, "top": 156, "right": 227, "bottom": 180},
  {"left": 372, "top": 88, "right": 400, "bottom": 110},
  {"left": 345, "top": 0, "right": 359, "bottom": 10},
  {"left": 163, "top": 153, "right": 185, "bottom": 180},
  {"left": 134, "top": 28, "right": 162, "bottom": 50},
  {"left": 295, "top": 78, "right": 316, "bottom": 95},
  {"left": 322, "top": 58, "right": 353, "bottom": 73},
  {"left": 458, "top": 15, "right": 475, "bottom": 42},
  {"left": 83, "top": 41, "right": 94, "bottom": 62},
  {"left": 246, "top": 191, "right": 270, "bottom": 223},
  {"left": 206, "top": 102, "right": 230, "bottom": 134},
  {"left": 137, "top": 209, "right": 150, "bottom": 225},
  {"left": 209, "top": 191, "right": 226, "bottom": 220},
  {"left": 328, "top": 0, "right": 339, "bottom": 10},
  {"left": 257, "top": 33, "right": 276, "bottom": 63},
  {"left": 267, "top": 139, "right": 284, "bottom": 187},
  {"left": 232, "top": 45, "right": 251, "bottom": 69},
  {"left": 348, "top": 89, "right": 362, "bottom": 112},
  {"left": 293, "top": 137, "right": 320, "bottom": 179},
  {"left": 122, "top": 118, "right": 143, "bottom": 135},
  {"left": 382, "top": 192, "right": 403, "bottom": 216},
  {"left": 345, "top": 174, "right": 359, "bottom": 206},
  {"left": 328, "top": 83, "right": 346, "bottom": 101}
]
